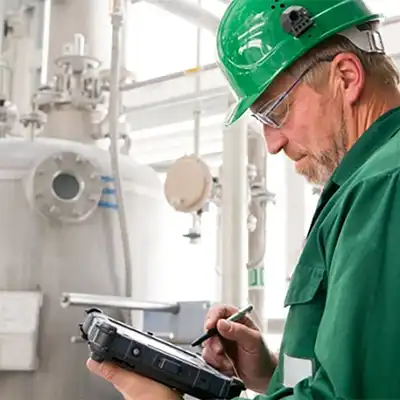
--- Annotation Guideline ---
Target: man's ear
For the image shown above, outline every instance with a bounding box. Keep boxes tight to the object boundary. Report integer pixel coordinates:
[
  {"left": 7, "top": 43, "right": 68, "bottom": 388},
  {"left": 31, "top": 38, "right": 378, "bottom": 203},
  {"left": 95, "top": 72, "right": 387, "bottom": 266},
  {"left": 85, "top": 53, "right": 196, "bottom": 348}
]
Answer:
[{"left": 331, "top": 52, "right": 365, "bottom": 106}]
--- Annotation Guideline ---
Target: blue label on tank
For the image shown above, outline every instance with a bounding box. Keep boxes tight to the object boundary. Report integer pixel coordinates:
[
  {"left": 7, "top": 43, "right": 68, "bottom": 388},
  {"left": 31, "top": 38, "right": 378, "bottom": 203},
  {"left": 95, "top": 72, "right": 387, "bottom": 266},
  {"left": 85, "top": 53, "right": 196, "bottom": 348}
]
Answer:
[
  {"left": 99, "top": 176, "right": 118, "bottom": 209},
  {"left": 98, "top": 201, "right": 119, "bottom": 210},
  {"left": 100, "top": 175, "right": 115, "bottom": 183},
  {"left": 102, "top": 187, "right": 116, "bottom": 195}
]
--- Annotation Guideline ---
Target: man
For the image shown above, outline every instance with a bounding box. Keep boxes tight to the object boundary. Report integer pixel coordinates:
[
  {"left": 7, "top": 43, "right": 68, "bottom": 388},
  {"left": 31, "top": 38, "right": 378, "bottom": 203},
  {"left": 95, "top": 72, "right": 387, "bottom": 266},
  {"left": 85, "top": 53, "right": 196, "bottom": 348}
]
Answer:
[{"left": 87, "top": 0, "right": 400, "bottom": 398}]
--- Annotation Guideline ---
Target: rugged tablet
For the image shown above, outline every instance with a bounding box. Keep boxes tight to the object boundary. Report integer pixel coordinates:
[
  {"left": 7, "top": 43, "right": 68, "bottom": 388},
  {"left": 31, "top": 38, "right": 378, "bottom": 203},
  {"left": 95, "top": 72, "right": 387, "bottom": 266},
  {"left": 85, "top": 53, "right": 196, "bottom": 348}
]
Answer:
[{"left": 79, "top": 309, "right": 246, "bottom": 399}]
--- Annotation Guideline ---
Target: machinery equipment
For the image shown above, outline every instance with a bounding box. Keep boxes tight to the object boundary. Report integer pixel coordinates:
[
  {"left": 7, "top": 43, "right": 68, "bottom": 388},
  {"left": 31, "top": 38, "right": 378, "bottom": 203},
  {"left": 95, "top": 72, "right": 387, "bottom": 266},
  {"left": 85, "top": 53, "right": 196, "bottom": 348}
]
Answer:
[
  {"left": 0, "top": 2, "right": 177, "bottom": 399},
  {"left": 0, "top": 0, "right": 280, "bottom": 398}
]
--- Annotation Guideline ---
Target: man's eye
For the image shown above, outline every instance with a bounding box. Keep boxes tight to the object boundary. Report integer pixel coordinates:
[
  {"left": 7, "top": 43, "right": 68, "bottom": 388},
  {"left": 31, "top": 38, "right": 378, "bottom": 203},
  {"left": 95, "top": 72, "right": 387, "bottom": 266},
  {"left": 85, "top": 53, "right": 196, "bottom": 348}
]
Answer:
[{"left": 270, "top": 103, "right": 287, "bottom": 119}]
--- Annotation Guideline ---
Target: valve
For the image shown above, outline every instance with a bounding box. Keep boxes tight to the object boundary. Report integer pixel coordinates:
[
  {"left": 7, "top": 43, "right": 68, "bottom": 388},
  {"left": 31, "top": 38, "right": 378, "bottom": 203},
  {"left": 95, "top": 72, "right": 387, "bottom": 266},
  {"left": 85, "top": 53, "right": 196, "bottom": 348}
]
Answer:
[
  {"left": 34, "top": 34, "right": 105, "bottom": 112},
  {"left": 183, "top": 226, "right": 201, "bottom": 244}
]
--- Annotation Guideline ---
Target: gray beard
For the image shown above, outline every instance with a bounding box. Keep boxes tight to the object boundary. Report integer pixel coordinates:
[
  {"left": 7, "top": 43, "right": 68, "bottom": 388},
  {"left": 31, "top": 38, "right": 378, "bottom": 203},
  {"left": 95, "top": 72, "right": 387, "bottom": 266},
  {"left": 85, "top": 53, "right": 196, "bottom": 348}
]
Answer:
[{"left": 303, "top": 110, "right": 348, "bottom": 185}]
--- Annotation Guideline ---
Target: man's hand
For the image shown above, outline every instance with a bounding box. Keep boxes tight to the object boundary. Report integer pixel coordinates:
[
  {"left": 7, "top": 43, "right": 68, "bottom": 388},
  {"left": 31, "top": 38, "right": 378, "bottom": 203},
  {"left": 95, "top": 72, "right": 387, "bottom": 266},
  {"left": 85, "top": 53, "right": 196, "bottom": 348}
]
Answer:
[
  {"left": 202, "top": 304, "right": 277, "bottom": 393},
  {"left": 86, "top": 359, "right": 182, "bottom": 400}
]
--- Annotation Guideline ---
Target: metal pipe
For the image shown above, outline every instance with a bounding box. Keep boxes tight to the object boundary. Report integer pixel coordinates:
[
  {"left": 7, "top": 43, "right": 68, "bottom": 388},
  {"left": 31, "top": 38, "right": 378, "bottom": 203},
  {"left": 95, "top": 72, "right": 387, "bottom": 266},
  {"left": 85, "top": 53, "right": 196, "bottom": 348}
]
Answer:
[
  {"left": 73, "top": 33, "right": 85, "bottom": 55},
  {"left": 0, "top": 0, "right": 5, "bottom": 55},
  {"left": 143, "top": 0, "right": 219, "bottom": 34},
  {"left": 39, "top": 0, "right": 52, "bottom": 85},
  {"left": 193, "top": 110, "right": 201, "bottom": 156},
  {"left": 60, "top": 292, "right": 180, "bottom": 313},
  {"left": 189, "top": 0, "right": 203, "bottom": 237},
  {"left": 109, "top": 1, "right": 134, "bottom": 303},
  {"left": 193, "top": 0, "right": 202, "bottom": 158},
  {"left": 382, "top": 15, "right": 400, "bottom": 27},
  {"left": 220, "top": 116, "right": 248, "bottom": 306},
  {"left": 7, "top": 6, "right": 36, "bottom": 116},
  {"left": 247, "top": 132, "right": 267, "bottom": 332},
  {"left": 121, "top": 62, "right": 219, "bottom": 90}
]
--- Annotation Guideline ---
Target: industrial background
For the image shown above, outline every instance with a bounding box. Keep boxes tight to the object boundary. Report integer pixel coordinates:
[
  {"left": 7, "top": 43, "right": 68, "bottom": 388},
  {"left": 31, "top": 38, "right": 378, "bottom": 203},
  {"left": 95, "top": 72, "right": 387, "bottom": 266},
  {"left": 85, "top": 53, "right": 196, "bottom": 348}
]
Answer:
[{"left": 0, "top": 0, "right": 398, "bottom": 399}]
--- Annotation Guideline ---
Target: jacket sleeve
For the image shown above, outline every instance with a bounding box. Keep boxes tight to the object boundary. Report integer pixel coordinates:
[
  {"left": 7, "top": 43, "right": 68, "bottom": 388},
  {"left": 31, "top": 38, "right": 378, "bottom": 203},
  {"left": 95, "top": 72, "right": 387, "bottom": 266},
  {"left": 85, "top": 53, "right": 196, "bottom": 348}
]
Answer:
[{"left": 235, "top": 172, "right": 400, "bottom": 400}]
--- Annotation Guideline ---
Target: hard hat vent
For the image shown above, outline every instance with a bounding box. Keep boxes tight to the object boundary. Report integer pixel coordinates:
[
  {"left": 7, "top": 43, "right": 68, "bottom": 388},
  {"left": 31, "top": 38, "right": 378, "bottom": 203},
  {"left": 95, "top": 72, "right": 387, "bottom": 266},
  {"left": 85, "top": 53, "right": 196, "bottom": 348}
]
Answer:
[{"left": 281, "top": 6, "right": 314, "bottom": 37}]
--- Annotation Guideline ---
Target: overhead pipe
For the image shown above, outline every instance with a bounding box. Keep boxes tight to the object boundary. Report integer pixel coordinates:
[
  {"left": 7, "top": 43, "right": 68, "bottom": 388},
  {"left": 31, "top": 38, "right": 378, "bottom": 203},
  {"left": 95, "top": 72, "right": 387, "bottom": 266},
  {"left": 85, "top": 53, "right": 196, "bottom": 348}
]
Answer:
[{"left": 122, "top": 62, "right": 219, "bottom": 91}]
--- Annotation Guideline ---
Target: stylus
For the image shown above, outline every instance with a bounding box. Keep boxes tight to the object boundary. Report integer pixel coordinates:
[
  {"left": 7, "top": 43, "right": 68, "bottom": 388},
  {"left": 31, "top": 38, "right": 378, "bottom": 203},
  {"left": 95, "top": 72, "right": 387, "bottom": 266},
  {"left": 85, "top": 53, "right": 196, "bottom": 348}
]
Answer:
[{"left": 190, "top": 304, "right": 254, "bottom": 347}]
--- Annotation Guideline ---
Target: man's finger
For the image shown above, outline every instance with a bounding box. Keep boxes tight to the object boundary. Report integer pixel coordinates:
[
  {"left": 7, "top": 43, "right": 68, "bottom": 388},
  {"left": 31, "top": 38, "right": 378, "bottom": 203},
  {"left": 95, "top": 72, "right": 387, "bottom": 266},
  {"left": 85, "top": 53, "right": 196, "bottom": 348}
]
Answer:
[
  {"left": 86, "top": 359, "right": 132, "bottom": 391},
  {"left": 202, "top": 345, "right": 226, "bottom": 367},
  {"left": 201, "top": 348, "right": 235, "bottom": 377},
  {"left": 216, "top": 320, "right": 260, "bottom": 354},
  {"left": 206, "top": 335, "right": 224, "bottom": 356},
  {"left": 205, "top": 305, "right": 258, "bottom": 331},
  {"left": 87, "top": 359, "right": 116, "bottom": 381},
  {"left": 204, "top": 305, "right": 239, "bottom": 330}
]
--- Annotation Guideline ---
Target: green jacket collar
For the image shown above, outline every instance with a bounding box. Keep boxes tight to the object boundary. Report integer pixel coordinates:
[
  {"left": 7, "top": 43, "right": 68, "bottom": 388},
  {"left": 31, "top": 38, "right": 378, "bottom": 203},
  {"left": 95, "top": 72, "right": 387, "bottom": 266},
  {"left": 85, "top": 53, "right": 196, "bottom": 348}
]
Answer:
[
  {"left": 306, "top": 106, "right": 400, "bottom": 237},
  {"left": 331, "top": 106, "right": 400, "bottom": 186}
]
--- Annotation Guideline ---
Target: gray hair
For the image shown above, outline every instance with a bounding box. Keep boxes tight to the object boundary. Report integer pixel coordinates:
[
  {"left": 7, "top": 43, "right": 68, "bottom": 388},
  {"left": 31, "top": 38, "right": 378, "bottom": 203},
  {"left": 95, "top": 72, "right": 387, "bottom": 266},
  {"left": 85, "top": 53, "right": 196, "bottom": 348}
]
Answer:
[{"left": 289, "top": 22, "right": 400, "bottom": 91}]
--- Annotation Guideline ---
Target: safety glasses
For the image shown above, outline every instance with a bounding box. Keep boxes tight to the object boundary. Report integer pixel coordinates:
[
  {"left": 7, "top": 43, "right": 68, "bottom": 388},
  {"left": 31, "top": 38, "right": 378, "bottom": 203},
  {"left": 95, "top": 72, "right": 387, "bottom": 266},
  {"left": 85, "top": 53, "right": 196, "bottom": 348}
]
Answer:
[{"left": 251, "top": 55, "right": 335, "bottom": 129}]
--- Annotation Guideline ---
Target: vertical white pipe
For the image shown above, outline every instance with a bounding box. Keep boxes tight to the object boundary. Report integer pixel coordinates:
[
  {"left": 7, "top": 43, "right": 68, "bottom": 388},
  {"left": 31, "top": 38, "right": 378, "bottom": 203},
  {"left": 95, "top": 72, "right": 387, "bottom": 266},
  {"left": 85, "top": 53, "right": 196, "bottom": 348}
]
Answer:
[
  {"left": 193, "top": 1, "right": 201, "bottom": 157},
  {"left": 191, "top": 0, "right": 202, "bottom": 234},
  {"left": 284, "top": 158, "right": 305, "bottom": 280},
  {"left": 39, "top": 0, "right": 51, "bottom": 85},
  {"left": 220, "top": 116, "right": 248, "bottom": 307},
  {"left": 109, "top": 0, "right": 133, "bottom": 301},
  {"left": 247, "top": 132, "right": 267, "bottom": 332},
  {"left": 0, "top": 0, "right": 5, "bottom": 54},
  {"left": 5, "top": 7, "right": 36, "bottom": 117}
]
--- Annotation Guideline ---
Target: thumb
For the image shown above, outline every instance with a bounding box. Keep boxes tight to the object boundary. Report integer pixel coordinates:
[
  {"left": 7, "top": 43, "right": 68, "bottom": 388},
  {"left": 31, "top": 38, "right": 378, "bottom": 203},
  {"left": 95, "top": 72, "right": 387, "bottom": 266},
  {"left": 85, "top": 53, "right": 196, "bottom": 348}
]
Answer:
[
  {"left": 87, "top": 359, "right": 130, "bottom": 391},
  {"left": 217, "top": 320, "right": 259, "bottom": 352}
]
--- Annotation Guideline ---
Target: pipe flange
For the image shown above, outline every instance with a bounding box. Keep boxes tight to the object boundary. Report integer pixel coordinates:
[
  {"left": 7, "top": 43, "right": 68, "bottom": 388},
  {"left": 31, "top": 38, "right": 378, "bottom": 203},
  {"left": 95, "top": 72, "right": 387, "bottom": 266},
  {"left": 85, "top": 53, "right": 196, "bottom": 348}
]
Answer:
[
  {"left": 54, "top": 55, "right": 101, "bottom": 72},
  {"left": 29, "top": 151, "right": 103, "bottom": 223}
]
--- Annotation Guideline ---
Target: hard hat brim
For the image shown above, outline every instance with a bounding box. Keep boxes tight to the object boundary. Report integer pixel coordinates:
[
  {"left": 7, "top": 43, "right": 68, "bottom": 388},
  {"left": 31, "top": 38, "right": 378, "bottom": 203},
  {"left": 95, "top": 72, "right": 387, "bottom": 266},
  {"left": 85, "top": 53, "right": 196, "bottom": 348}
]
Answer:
[{"left": 224, "top": 92, "right": 261, "bottom": 127}]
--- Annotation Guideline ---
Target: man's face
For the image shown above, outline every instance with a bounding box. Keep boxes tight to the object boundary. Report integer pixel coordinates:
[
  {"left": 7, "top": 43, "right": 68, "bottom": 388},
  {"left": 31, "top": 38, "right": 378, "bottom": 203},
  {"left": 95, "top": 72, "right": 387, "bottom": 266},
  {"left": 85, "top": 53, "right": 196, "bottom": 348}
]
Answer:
[{"left": 251, "top": 71, "right": 348, "bottom": 185}]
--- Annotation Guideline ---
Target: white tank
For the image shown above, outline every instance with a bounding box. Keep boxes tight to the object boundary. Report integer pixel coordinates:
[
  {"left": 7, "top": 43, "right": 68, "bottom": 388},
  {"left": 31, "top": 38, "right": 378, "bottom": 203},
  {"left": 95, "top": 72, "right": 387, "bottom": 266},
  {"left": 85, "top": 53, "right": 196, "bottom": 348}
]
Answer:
[{"left": 0, "top": 135, "right": 167, "bottom": 399}]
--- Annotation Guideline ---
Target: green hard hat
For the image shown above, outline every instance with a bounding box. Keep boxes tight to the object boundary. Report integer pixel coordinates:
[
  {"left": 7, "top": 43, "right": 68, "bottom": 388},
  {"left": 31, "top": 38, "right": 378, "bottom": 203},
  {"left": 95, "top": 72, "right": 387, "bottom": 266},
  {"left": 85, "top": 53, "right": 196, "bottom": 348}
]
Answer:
[{"left": 217, "top": 0, "right": 382, "bottom": 126}]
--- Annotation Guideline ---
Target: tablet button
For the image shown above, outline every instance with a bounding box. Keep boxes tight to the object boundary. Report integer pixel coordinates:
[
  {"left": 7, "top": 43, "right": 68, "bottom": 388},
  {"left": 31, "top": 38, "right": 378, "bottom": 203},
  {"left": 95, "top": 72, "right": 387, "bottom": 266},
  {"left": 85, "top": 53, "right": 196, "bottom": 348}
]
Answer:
[
  {"left": 159, "top": 358, "right": 181, "bottom": 375},
  {"left": 132, "top": 347, "right": 141, "bottom": 357}
]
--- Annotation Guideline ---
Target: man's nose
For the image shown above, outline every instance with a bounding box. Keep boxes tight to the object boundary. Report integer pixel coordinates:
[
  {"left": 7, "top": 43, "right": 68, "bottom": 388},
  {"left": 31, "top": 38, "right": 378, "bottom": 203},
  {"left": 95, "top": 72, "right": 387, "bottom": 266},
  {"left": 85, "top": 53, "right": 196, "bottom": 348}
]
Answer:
[{"left": 263, "top": 125, "right": 288, "bottom": 154}]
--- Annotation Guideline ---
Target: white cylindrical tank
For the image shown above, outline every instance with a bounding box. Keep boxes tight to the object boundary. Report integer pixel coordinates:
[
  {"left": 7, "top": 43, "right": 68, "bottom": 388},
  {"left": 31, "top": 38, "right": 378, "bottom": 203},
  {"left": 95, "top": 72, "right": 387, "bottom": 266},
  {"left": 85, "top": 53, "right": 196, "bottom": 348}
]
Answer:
[{"left": 0, "top": 136, "right": 168, "bottom": 399}]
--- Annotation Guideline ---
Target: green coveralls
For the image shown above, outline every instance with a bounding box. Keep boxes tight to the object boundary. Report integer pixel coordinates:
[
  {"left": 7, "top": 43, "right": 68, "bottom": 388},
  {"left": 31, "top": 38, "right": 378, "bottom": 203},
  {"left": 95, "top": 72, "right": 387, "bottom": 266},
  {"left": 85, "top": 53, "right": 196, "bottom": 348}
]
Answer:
[{"left": 244, "top": 107, "right": 400, "bottom": 399}]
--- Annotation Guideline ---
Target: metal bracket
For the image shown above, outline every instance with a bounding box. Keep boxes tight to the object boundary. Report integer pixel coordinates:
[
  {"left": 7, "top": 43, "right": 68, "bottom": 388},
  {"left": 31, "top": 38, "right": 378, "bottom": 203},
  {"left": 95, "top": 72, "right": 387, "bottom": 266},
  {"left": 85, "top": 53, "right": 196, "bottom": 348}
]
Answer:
[{"left": 143, "top": 301, "right": 212, "bottom": 347}]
